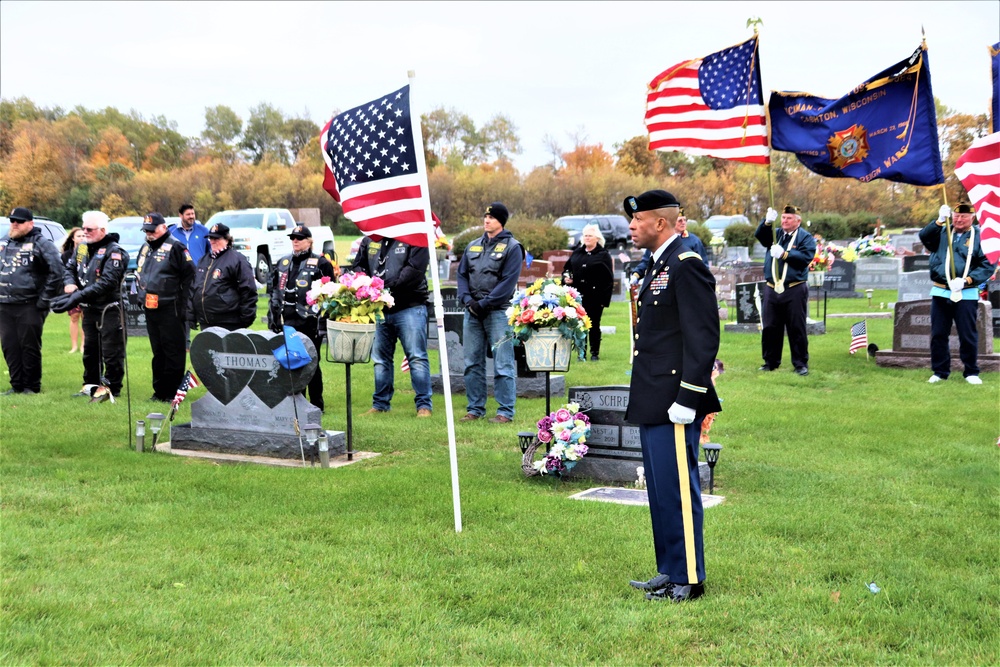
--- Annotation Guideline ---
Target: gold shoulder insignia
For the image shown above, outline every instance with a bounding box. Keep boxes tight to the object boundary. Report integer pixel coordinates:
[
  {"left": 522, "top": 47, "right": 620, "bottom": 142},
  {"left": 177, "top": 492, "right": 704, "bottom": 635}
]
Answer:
[{"left": 678, "top": 251, "right": 702, "bottom": 261}]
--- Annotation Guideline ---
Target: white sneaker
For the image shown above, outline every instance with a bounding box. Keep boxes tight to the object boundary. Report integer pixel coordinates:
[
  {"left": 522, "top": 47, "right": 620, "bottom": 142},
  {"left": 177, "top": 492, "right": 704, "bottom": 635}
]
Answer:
[
  {"left": 927, "top": 375, "right": 945, "bottom": 383},
  {"left": 965, "top": 375, "right": 983, "bottom": 385}
]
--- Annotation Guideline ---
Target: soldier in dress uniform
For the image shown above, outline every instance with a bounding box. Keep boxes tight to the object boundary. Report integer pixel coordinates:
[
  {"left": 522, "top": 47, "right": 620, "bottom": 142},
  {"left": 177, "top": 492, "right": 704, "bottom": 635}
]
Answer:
[
  {"left": 135, "top": 212, "right": 195, "bottom": 402},
  {"left": 754, "top": 205, "right": 816, "bottom": 376},
  {"left": 920, "top": 202, "right": 996, "bottom": 384},
  {"left": 52, "top": 210, "right": 129, "bottom": 397},
  {"left": 267, "top": 225, "right": 336, "bottom": 411},
  {"left": 623, "top": 190, "right": 720, "bottom": 603},
  {"left": 0, "top": 207, "right": 65, "bottom": 395}
]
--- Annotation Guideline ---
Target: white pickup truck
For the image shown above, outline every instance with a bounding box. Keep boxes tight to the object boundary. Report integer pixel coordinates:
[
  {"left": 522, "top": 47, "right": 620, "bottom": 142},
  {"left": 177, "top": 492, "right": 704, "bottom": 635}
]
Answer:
[{"left": 204, "top": 208, "right": 336, "bottom": 283}]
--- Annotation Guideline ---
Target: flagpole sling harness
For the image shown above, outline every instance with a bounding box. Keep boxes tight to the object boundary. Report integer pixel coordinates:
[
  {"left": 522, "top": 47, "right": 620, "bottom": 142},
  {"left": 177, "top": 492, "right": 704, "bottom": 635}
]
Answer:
[
  {"left": 771, "top": 229, "right": 797, "bottom": 295},
  {"left": 944, "top": 221, "right": 975, "bottom": 303}
]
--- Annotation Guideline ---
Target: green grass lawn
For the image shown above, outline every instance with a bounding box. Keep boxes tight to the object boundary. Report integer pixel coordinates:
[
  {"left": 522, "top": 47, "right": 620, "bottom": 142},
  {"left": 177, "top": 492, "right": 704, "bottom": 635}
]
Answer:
[{"left": 1, "top": 289, "right": 997, "bottom": 665}]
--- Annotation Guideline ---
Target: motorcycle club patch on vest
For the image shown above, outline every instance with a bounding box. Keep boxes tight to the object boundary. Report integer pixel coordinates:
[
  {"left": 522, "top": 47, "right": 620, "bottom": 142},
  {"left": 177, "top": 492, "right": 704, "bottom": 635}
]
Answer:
[{"left": 145, "top": 293, "right": 159, "bottom": 309}]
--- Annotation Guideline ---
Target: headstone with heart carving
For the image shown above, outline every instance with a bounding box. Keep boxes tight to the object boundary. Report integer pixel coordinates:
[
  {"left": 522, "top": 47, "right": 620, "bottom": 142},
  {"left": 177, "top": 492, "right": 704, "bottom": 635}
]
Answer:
[{"left": 170, "top": 327, "right": 345, "bottom": 459}]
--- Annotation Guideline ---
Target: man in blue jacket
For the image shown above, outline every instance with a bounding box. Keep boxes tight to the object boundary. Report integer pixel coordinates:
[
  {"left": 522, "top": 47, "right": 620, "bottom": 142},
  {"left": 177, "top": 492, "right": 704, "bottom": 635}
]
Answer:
[
  {"left": 754, "top": 205, "right": 816, "bottom": 376},
  {"left": 170, "top": 204, "right": 209, "bottom": 264},
  {"left": 456, "top": 202, "right": 523, "bottom": 423},
  {"left": 919, "top": 202, "right": 996, "bottom": 385}
]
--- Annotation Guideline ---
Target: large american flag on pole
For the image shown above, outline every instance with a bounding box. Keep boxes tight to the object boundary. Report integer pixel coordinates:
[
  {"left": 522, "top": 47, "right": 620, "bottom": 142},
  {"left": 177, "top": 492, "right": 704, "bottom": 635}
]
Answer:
[
  {"left": 321, "top": 85, "right": 432, "bottom": 247},
  {"left": 645, "top": 36, "right": 769, "bottom": 164},
  {"left": 955, "top": 132, "right": 1000, "bottom": 265}
]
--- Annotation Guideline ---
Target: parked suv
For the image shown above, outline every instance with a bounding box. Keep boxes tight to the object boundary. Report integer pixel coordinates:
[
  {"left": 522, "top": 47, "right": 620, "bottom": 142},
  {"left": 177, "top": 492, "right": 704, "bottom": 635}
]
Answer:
[
  {"left": 554, "top": 214, "right": 632, "bottom": 250},
  {"left": 704, "top": 214, "right": 751, "bottom": 243},
  {"left": 0, "top": 216, "right": 67, "bottom": 249}
]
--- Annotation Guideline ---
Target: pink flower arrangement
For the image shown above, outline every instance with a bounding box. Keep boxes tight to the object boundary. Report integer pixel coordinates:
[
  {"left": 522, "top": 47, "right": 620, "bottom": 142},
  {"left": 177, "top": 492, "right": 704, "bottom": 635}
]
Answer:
[
  {"left": 532, "top": 402, "right": 591, "bottom": 476},
  {"left": 306, "top": 271, "right": 394, "bottom": 324}
]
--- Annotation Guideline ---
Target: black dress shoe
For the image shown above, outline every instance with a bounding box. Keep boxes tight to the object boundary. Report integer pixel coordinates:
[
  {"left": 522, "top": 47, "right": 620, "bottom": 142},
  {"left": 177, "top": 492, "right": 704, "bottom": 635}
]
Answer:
[
  {"left": 591, "top": 354, "right": 600, "bottom": 361},
  {"left": 794, "top": 367, "right": 809, "bottom": 376},
  {"left": 758, "top": 365, "right": 777, "bottom": 371},
  {"left": 646, "top": 582, "right": 705, "bottom": 602},
  {"left": 629, "top": 573, "right": 671, "bottom": 591},
  {"left": 2, "top": 388, "right": 21, "bottom": 396}
]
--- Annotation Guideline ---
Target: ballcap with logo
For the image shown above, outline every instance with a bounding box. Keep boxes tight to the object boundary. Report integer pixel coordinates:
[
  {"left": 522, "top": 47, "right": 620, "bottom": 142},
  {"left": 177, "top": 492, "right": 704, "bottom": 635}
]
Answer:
[
  {"left": 288, "top": 225, "right": 312, "bottom": 239},
  {"left": 622, "top": 190, "right": 680, "bottom": 219},
  {"left": 142, "top": 212, "right": 166, "bottom": 231},
  {"left": 8, "top": 207, "right": 33, "bottom": 222},
  {"left": 206, "top": 223, "right": 230, "bottom": 239}
]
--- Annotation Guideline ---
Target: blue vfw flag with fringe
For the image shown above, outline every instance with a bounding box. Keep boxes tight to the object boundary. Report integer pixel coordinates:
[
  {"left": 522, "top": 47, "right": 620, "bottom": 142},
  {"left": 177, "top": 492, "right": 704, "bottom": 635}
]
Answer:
[
  {"left": 991, "top": 42, "right": 999, "bottom": 133},
  {"left": 769, "top": 44, "right": 944, "bottom": 187}
]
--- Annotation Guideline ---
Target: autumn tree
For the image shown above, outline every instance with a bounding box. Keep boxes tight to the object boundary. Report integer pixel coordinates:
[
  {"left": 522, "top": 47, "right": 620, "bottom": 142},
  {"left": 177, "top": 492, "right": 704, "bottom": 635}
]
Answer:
[
  {"left": 614, "top": 136, "right": 657, "bottom": 177},
  {"left": 241, "top": 103, "right": 288, "bottom": 165},
  {"left": 202, "top": 105, "right": 243, "bottom": 162},
  {"left": 0, "top": 120, "right": 68, "bottom": 212}
]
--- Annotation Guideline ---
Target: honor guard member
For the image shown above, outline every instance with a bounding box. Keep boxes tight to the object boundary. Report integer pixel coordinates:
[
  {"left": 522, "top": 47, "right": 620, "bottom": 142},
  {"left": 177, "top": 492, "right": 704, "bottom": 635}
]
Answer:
[
  {"left": 53, "top": 210, "right": 129, "bottom": 397},
  {"left": 267, "top": 225, "right": 335, "bottom": 411},
  {"left": 623, "top": 190, "right": 720, "bottom": 602},
  {"left": 456, "top": 202, "right": 523, "bottom": 423},
  {"left": 188, "top": 223, "right": 258, "bottom": 332},
  {"left": 135, "top": 212, "right": 195, "bottom": 402},
  {"left": 675, "top": 208, "right": 710, "bottom": 266},
  {"left": 754, "top": 205, "right": 816, "bottom": 376},
  {"left": 920, "top": 202, "right": 996, "bottom": 384},
  {"left": 351, "top": 234, "right": 433, "bottom": 417},
  {"left": 0, "top": 207, "right": 65, "bottom": 395}
]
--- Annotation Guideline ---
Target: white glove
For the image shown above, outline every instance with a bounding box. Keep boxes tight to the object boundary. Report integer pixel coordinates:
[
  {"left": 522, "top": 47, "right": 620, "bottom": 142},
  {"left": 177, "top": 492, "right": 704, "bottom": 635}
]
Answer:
[
  {"left": 769, "top": 247, "right": 784, "bottom": 261},
  {"left": 765, "top": 207, "right": 778, "bottom": 223},
  {"left": 938, "top": 204, "right": 951, "bottom": 223},
  {"left": 629, "top": 273, "right": 640, "bottom": 287},
  {"left": 948, "top": 278, "right": 966, "bottom": 292},
  {"left": 668, "top": 402, "right": 696, "bottom": 425}
]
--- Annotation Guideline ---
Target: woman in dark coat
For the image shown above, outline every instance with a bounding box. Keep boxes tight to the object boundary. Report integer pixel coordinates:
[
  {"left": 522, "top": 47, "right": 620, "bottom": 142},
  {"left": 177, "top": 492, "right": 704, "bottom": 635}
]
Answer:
[{"left": 563, "top": 223, "right": 614, "bottom": 361}]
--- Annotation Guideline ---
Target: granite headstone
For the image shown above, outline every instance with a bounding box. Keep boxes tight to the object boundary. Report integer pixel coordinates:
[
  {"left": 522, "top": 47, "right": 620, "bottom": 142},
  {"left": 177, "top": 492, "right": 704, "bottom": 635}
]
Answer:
[
  {"left": 822, "top": 261, "right": 859, "bottom": 297},
  {"left": 897, "top": 271, "right": 934, "bottom": 302},
  {"left": 855, "top": 257, "right": 901, "bottom": 290},
  {"left": 875, "top": 299, "right": 999, "bottom": 371},
  {"left": 902, "top": 255, "right": 931, "bottom": 273}
]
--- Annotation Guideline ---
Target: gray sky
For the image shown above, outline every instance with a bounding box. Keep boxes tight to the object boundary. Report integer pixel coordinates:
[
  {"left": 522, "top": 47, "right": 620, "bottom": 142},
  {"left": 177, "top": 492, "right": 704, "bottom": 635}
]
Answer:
[{"left": 2, "top": 1, "right": 997, "bottom": 172}]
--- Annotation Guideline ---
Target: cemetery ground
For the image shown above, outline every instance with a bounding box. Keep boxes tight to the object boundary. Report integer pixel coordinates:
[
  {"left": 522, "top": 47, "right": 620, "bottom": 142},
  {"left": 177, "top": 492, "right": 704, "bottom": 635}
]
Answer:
[{"left": 1, "top": 290, "right": 997, "bottom": 665}]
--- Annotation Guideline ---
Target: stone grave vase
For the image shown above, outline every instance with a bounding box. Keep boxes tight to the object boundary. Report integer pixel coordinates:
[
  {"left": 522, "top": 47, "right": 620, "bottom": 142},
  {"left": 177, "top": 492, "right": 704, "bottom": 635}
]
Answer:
[
  {"left": 807, "top": 271, "right": 826, "bottom": 287},
  {"left": 524, "top": 329, "right": 572, "bottom": 372},
  {"left": 326, "top": 320, "right": 376, "bottom": 363}
]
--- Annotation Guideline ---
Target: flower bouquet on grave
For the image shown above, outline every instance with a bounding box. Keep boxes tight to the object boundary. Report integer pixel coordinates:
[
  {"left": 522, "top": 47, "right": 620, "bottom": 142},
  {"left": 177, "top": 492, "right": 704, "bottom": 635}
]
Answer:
[
  {"left": 850, "top": 235, "right": 896, "bottom": 258},
  {"left": 522, "top": 402, "right": 591, "bottom": 478},
  {"left": 809, "top": 245, "right": 836, "bottom": 272},
  {"left": 504, "top": 278, "right": 590, "bottom": 358},
  {"left": 306, "top": 272, "right": 394, "bottom": 324}
]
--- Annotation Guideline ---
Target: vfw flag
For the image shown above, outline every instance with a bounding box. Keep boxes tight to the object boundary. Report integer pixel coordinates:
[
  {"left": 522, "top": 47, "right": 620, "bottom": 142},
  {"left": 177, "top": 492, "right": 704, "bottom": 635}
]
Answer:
[
  {"left": 321, "top": 85, "right": 432, "bottom": 247},
  {"left": 769, "top": 45, "right": 943, "bottom": 187},
  {"left": 645, "top": 36, "right": 769, "bottom": 164}
]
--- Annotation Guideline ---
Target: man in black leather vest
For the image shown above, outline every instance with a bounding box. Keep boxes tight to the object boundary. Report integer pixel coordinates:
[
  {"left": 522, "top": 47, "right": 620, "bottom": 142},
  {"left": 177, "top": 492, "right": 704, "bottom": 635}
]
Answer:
[
  {"left": 53, "top": 210, "right": 129, "bottom": 397},
  {"left": 135, "top": 212, "right": 195, "bottom": 402},
  {"left": 0, "top": 207, "right": 65, "bottom": 395},
  {"left": 268, "top": 225, "right": 336, "bottom": 411},
  {"left": 352, "top": 234, "right": 432, "bottom": 417}
]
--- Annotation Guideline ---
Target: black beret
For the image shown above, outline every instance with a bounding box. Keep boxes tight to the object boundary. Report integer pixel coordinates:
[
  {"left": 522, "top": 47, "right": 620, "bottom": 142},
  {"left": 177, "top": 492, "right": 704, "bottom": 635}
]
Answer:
[
  {"left": 954, "top": 202, "right": 975, "bottom": 214},
  {"left": 288, "top": 225, "right": 312, "bottom": 239},
  {"left": 142, "top": 212, "right": 166, "bottom": 231},
  {"left": 622, "top": 190, "right": 680, "bottom": 219},
  {"left": 8, "top": 207, "right": 33, "bottom": 222},
  {"left": 783, "top": 205, "right": 801, "bottom": 215},
  {"left": 486, "top": 202, "right": 509, "bottom": 226}
]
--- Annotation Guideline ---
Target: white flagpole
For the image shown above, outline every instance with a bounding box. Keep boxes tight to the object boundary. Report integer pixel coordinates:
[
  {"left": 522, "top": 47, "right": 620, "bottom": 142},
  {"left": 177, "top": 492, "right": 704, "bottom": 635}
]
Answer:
[{"left": 408, "top": 70, "right": 463, "bottom": 533}]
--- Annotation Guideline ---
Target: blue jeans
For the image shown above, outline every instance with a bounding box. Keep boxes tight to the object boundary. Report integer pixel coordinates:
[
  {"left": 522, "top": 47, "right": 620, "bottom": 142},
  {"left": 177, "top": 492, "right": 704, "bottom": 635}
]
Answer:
[
  {"left": 463, "top": 309, "right": 516, "bottom": 419},
  {"left": 371, "top": 304, "right": 432, "bottom": 411}
]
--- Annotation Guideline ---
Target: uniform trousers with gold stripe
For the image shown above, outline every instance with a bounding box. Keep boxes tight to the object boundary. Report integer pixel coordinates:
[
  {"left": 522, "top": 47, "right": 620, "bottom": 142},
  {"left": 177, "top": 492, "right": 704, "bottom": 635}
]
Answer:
[{"left": 639, "top": 421, "right": 704, "bottom": 585}]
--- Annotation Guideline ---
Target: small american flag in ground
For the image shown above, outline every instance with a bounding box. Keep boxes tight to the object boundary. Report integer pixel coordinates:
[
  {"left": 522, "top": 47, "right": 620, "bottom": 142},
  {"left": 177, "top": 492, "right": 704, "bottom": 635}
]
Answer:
[
  {"left": 645, "top": 36, "right": 769, "bottom": 164},
  {"left": 321, "top": 85, "right": 432, "bottom": 247},
  {"left": 400, "top": 356, "right": 410, "bottom": 373},
  {"left": 171, "top": 371, "right": 200, "bottom": 410},
  {"left": 954, "top": 132, "right": 1000, "bottom": 264},
  {"left": 850, "top": 321, "right": 868, "bottom": 355}
]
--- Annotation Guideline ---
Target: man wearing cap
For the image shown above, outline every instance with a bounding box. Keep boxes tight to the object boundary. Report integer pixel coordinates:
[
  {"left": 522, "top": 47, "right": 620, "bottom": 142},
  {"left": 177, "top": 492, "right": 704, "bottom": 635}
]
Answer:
[
  {"left": 754, "top": 205, "right": 816, "bottom": 376},
  {"left": 0, "top": 207, "right": 65, "bottom": 395},
  {"left": 456, "top": 202, "right": 523, "bottom": 423},
  {"left": 169, "top": 204, "right": 209, "bottom": 265},
  {"left": 919, "top": 203, "right": 996, "bottom": 385},
  {"left": 267, "top": 225, "right": 336, "bottom": 411},
  {"left": 623, "top": 190, "right": 720, "bottom": 602},
  {"left": 135, "top": 212, "right": 196, "bottom": 402},
  {"left": 351, "top": 234, "right": 432, "bottom": 418},
  {"left": 53, "top": 210, "right": 129, "bottom": 397},
  {"left": 188, "top": 223, "right": 258, "bottom": 332}
]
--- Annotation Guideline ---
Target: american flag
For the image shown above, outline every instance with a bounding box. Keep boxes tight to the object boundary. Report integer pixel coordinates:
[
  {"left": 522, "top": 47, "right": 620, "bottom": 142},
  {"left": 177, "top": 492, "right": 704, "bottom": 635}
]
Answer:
[
  {"left": 850, "top": 321, "right": 868, "bottom": 355},
  {"left": 954, "top": 132, "right": 1000, "bottom": 264},
  {"left": 400, "top": 355, "right": 410, "bottom": 373},
  {"left": 645, "top": 36, "right": 769, "bottom": 164},
  {"left": 170, "top": 370, "right": 200, "bottom": 417},
  {"left": 321, "top": 85, "right": 432, "bottom": 247}
]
